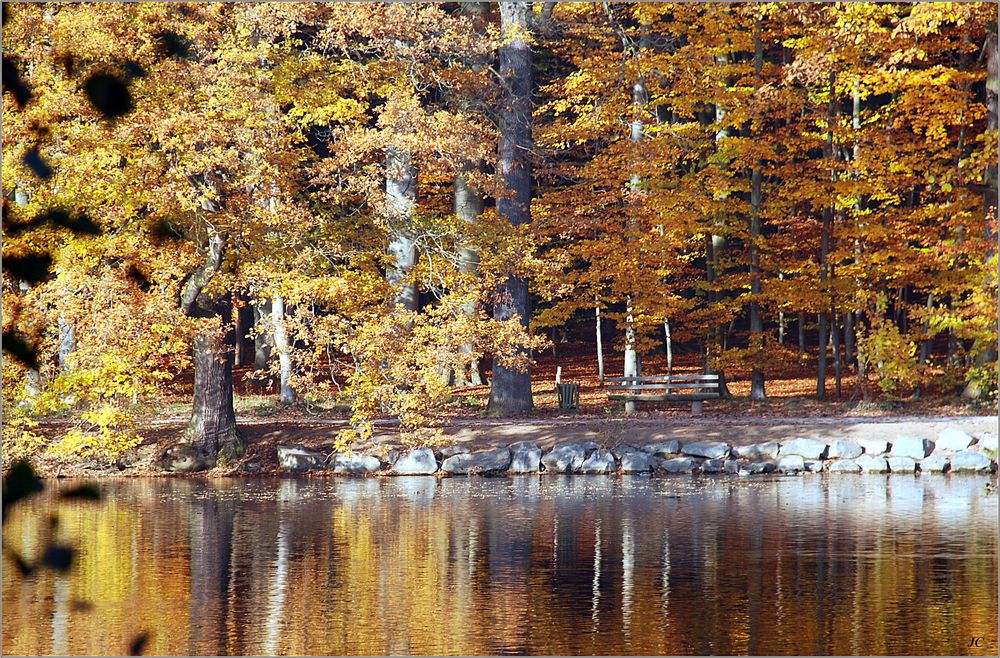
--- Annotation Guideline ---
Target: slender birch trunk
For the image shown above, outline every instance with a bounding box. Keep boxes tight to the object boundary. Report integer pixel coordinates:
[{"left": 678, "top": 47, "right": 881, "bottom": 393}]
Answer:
[{"left": 272, "top": 294, "right": 297, "bottom": 404}]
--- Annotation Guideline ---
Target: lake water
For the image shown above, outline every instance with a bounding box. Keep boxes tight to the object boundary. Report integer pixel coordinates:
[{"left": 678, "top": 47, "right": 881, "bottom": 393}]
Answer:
[{"left": 2, "top": 475, "right": 997, "bottom": 656}]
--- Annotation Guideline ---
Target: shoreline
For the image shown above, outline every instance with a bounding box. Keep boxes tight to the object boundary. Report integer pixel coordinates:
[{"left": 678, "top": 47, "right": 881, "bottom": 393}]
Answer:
[{"left": 32, "top": 416, "right": 997, "bottom": 480}]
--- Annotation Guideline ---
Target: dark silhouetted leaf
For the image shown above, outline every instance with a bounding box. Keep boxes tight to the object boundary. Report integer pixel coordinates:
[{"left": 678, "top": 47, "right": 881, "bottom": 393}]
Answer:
[
  {"left": 83, "top": 73, "right": 132, "bottom": 118},
  {"left": 3, "top": 252, "right": 53, "bottom": 283},
  {"left": 60, "top": 484, "right": 102, "bottom": 501},
  {"left": 153, "top": 32, "right": 189, "bottom": 59},
  {"left": 1, "top": 332, "right": 40, "bottom": 370},
  {"left": 41, "top": 545, "right": 74, "bottom": 573},
  {"left": 2, "top": 461, "right": 43, "bottom": 523},
  {"left": 123, "top": 61, "right": 147, "bottom": 80},
  {"left": 2, "top": 215, "right": 46, "bottom": 237},
  {"left": 70, "top": 600, "right": 94, "bottom": 612},
  {"left": 5, "top": 548, "right": 34, "bottom": 576},
  {"left": 149, "top": 219, "right": 184, "bottom": 242},
  {"left": 22, "top": 147, "right": 52, "bottom": 180},
  {"left": 47, "top": 209, "right": 101, "bottom": 235},
  {"left": 128, "top": 632, "right": 150, "bottom": 656},
  {"left": 2, "top": 56, "right": 31, "bottom": 107},
  {"left": 56, "top": 53, "right": 76, "bottom": 77},
  {"left": 125, "top": 263, "right": 153, "bottom": 292}
]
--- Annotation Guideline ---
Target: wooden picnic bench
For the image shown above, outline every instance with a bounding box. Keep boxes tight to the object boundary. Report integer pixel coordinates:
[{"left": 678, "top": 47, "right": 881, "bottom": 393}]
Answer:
[{"left": 606, "top": 373, "right": 720, "bottom": 415}]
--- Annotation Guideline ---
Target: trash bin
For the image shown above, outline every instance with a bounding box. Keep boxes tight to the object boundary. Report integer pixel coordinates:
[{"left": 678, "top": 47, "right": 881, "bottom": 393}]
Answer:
[{"left": 556, "top": 382, "right": 580, "bottom": 410}]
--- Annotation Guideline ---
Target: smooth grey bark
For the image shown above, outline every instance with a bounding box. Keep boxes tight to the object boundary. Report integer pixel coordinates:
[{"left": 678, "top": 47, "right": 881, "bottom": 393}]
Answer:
[
  {"left": 57, "top": 314, "right": 74, "bottom": 371},
  {"left": 253, "top": 299, "right": 273, "bottom": 372},
  {"left": 452, "top": 163, "right": 484, "bottom": 386},
  {"left": 487, "top": 1, "right": 534, "bottom": 415},
  {"left": 181, "top": 234, "right": 242, "bottom": 463},
  {"left": 271, "top": 294, "right": 297, "bottom": 404},
  {"left": 386, "top": 146, "right": 419, "bottom": 313},
  {"left": 748, "top": 16, "right": 765, "bottom": 401},
  {"left": 663, "top": 319, "right": 673, "bottom": 377},
  {"left": 620, "top": 27, "right": 652, "bottom": 413},
  {"left": 596, "top": 301, "right": 605, "bottom": 384}
]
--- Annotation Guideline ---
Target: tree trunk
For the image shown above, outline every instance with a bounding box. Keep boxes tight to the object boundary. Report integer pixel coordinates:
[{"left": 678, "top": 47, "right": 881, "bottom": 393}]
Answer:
[
  {"left": 664, "top": 318, "right": 673, "bottom": 377},
  {"left": 844, "top": 310, "right": 854, "bottom": 369},
  {"left": 57, "top": 314, "right": 75, "bottom": 371},
  {"left": 963, "top": 23, "right": 998, "bottom": 398},
  {"left": 621, "top": 31, "right": 649, "bottom": 413},
  {"left": 778, "top": 274, "right": 785, "bottom": 344},
  {"left": 253, "top": 299, "right": 272, "bottom": 372},
  {"left": 798, "top": 311, "right": 806, "bottom": 355},
  {"left": 596, "top": 301, "right": 605, "bottom": 385},
  {"left": 386, "top": 147, "right": 419, "bottom": 313},
  {"left": 235, "top": 296, "right": 255, "bottom": 367},
  {"left": 748, "top": 15, "right": 765, "bottom": 401},
  {"left": 182, "top": 235, "right": 242, "bottom": 463},
  {"left": 272, "top": 294, "right": 297, "bottom": 404},
  {"left": 188, "top": 297, "right": 241, "bottom": 463},
  {"left": 488, "top": 1, "right": 534, "bottom": 415},
  {"left": 452, "top": 163, "right": 484, "bottom": 386},
  {"left": 832, "top": 314, "right": 842, "bottom": 398},
  {"left": 817, "top": 316, "right": 828, "bottom": 400},
  {"left": 919, "top": 293, "right": 934, "bottom": 365},
  {"left": 817, "top": 71, "right": 836, "bottom": 400}
]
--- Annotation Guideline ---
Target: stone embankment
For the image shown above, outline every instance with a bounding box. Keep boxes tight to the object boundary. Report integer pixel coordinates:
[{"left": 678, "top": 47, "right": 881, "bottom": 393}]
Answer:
[{"left": 274, "top": 428, "right": 998, "bottom": 477}]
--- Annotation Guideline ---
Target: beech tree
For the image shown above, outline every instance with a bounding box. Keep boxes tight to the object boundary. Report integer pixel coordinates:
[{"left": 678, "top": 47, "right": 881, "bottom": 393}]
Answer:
[{"left": 488, "top": 1, "right": 536, "bottom": 415}]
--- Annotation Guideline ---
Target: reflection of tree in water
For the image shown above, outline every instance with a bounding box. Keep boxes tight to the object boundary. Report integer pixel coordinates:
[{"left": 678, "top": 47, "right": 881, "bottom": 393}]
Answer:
[
  {"left": 186, "top": 481, "right": 236, "bottom": 655},
  {"left": 3, "top": 476, "right": 997, "bottom": 655}
]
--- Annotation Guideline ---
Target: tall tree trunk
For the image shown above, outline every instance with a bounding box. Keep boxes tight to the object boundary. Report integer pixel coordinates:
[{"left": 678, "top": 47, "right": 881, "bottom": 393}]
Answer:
[
  {"left": 708, "top": 54, "right": 732, "bottom": 398},
  {"left": 919, "top": 292, "right": 934, "bottom": 365},
  {"left": 596, "top": 301, "right": 605, "bottom": 385},
  {"left": 188, "top": 300, "right": 241, "bottom": 463},
  {"left": 817, "top": 71, "right": 836, "bottom": 400},
  {"left": 844, "top": 310, "right": 855, "bottom": 369},
  {"left": 253, "top": 299, "right": 272, "bottom": 372},
  {"left": 963, "top": 23, "right": 998, "bottom": 398},
  {"left": 488, "top": 1, "right": 534, "bottom": 415},
  {"left": 621, "top": 29, "right": 650, "bottom": 413},
  {"left": 272, "top": 294, "right": 297, "bottom": 404},
  {"left": 182, "top": 235, "right": 242, "bottom": 463},
  {"left": 817, "top": 304, "right": 829, "bottom": 401},
  {"left": 235, "top": 294, "right": 255, "bottom": 367},
  {"left": 832, "top": 314, "right": 842, "bottom": 398},
  {"left": 748, "top": 15, "right": 765, "bottom": 401},
  {"left": 453, "top": 163, "right": 484, "bottom": 386},
  {"left": 57, "top": 314, "right": 75, "bottom": 371},
  {"left": 386, "top": 147, "right": 419, "bottom": 313},
  {"left": 798, "top": 311, "right": 806, "bottom": 355},
  {"left": 664, "top": 319, "right": 673, "bottom": 377}
]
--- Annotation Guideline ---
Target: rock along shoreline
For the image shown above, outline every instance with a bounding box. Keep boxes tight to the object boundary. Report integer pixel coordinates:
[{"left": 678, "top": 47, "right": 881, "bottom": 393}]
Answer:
[{"left": 256, "top": 428, "right": 999, "bottom": 478}]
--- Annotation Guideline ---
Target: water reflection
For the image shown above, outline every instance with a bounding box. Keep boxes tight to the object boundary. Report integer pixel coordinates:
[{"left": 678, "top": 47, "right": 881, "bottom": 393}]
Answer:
[{"left": 3, "top": 475, "right": 997, "bottom": 656}]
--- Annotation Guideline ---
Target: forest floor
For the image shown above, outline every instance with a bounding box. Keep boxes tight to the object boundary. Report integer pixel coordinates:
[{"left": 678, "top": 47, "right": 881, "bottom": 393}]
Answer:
[{"left": 29, "top": 341, "right": 997, "bottom": 477}]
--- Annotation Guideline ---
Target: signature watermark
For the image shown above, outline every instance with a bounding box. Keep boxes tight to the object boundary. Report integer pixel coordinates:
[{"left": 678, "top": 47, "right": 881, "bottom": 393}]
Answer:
[{"left": 968, "top": 636, "right": 989, "bottom": 649}]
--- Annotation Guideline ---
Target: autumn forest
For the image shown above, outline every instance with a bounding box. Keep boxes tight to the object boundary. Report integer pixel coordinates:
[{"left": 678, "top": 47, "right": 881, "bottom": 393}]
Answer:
[{"left": 2, "top": 2, "right": 998, "bottom": 466}]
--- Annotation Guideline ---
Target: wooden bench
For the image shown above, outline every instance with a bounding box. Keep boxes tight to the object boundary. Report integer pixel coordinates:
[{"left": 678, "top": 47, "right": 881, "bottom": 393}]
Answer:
[{"left": 606, "top": 374, "right": 720, "bottom": 415}]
